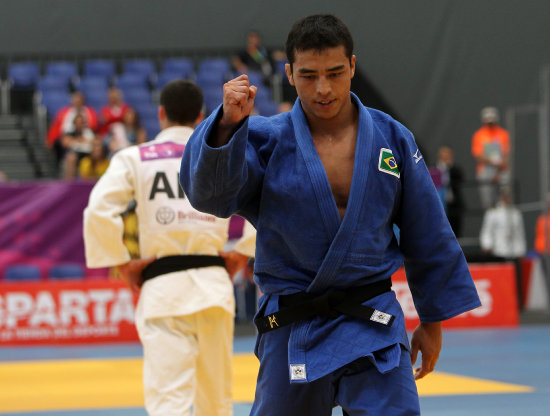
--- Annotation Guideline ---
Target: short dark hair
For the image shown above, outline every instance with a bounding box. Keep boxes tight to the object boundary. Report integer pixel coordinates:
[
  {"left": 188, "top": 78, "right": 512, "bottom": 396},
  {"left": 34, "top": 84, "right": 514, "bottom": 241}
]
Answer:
[
  {"left": 285, "top": 14, "right": 354, "bottom": 68},
  {"left": 160, "top": 79, "right": 203, "bottom": 125}
]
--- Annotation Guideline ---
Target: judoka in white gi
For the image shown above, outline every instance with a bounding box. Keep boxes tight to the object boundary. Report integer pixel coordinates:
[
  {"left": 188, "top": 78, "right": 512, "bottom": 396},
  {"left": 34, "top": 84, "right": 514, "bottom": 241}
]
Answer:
[
  {"left": 180, "top": 15, "right": 481, "bottom": 416},
  {"left": 84, "top": 80, "right": 254, "bottom": 416}
]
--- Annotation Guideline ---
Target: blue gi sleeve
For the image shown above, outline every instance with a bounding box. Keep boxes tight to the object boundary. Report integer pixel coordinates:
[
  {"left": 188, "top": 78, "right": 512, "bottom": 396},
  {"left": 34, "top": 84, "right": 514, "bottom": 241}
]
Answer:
[
  {"left": 179, "top": 106, "right": 267, "bottom": 220},
  {"left": 394, "top": 124, "right": 481, "bottom": 322}
]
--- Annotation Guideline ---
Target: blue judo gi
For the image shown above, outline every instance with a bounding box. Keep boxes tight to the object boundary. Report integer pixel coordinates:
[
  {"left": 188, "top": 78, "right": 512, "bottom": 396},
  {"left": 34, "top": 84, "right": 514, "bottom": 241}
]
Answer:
[{"left": 180, "top": 93, "right": 481, "bottom": 415}]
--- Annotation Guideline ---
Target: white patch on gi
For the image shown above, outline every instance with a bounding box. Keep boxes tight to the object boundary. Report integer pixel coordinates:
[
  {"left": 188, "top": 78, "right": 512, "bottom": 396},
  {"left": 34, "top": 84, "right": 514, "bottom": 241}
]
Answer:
[
  {"left": 413, "top": 149, "right": 423, "bottom": 164},
  {"left": 370, "top": 310, "right": 392, "bottom": 325},
  {"left": 290, "top": 364, "right": 307, "bottom": 381}
]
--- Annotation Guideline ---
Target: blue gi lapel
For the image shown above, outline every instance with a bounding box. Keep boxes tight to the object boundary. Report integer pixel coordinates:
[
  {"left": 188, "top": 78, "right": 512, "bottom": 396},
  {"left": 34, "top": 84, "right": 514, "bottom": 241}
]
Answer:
[
  {"left": 290, "top": 101, "right": 341, "bottom": 241},
  {"left": 291, "top": 93, "right": 375, "bottom": 293}
]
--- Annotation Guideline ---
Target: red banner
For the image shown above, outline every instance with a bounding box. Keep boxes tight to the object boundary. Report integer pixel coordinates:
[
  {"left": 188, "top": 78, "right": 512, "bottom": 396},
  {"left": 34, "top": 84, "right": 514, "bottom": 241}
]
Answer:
[
  {"left": 393, "top": 263, "right": 519, "bottom": 329},
  {"left": 0, "top": 280, "right": 139, "bottom": 345},
  {"left": 0, "top": 263, "right": 518, "bottom": 345}
]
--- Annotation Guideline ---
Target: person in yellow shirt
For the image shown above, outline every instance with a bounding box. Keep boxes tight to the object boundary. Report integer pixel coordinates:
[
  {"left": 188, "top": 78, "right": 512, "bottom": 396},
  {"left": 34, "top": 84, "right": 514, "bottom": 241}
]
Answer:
[{"left": 78, "top": 138, "right": 110, "bottom": 180}]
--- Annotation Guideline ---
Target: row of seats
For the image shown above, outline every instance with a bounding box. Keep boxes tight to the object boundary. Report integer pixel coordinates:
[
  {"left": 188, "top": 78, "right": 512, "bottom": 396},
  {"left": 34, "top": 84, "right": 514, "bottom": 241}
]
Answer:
[
  {"left": 9, "top": 58, "right": 281, "bottom": 118},
  {"left": 3, "top": 263, "right": 86, "bottom": 281}
]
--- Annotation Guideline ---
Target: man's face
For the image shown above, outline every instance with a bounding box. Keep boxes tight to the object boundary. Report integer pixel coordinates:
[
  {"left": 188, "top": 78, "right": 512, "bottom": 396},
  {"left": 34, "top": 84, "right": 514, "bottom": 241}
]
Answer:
[{"left": 285, "top": 46, "right": 355, "bottom": 122}]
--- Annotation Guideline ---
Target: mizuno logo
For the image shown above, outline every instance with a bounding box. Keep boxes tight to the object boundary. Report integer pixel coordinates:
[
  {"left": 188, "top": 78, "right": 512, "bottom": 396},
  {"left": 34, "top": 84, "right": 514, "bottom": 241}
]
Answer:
[{"left": 413, "top": 149, "right": 423, "bottom": 164}]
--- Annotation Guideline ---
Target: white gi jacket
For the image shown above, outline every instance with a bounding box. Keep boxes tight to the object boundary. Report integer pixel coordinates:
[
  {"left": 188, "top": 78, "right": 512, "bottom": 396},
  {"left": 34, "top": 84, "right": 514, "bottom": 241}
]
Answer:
[
  {"left": 480, "top": 202, "right": 526, "bottom": 259},
  {"left": 84, "top": 126, "right": 248, "bottom": 319}
]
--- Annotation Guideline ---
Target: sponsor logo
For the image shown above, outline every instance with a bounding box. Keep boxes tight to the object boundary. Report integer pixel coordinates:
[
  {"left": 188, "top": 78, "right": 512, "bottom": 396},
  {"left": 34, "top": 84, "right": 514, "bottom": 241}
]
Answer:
[
  {"left": 290, "top": 364, "right": 307, "bottom": 381},
  {"left": 378, "top": 148, "right": 400, "bottom": 178},
  {"left": 155, "top": 206, "right": 176, "bottom": 225},
  {"left": 413, "top": 149, "right": 423, "bottom": 164}
]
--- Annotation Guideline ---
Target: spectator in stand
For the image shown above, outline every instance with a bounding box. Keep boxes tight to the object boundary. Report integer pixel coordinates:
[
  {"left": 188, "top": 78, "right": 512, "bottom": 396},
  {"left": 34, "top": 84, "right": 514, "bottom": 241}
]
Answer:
[
  {"left": 436, "top": 146, "right": 465, "bottom": 238},
  {"left": 99, "top": 87, "right": 130, "bottom": 136},
  {"left": 60, "top": 114, "right": 96, "bottom": 180},
  {"left": 105, "top": 108, "right": 147, "bottom": 156},
  {"left": 46, "top": 91, "right": 98, "bottom": 166},
  {"left": 0, "top": 171, "right": 7, "bottom": 183},
  {"left": 232, "top": 30, "right": 285, "bottom": 85},
  {"left": 479, "top": 186, "right": 526, "bottom": 308},
  {"left": 471, "top": 106, "right": 510, "bottom": 209},
  {"left": 78, "top": 138, "right": 110, "bottom": 181}
]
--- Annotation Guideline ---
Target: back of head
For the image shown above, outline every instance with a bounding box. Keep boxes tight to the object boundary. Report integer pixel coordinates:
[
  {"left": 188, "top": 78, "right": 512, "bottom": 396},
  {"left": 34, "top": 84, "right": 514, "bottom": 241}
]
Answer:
[
  {"left": 160, "top": 79, "right": 203, "bottom": 125},
  {"left": 285, "top": 14, "right": 354, "bottom": 69}
]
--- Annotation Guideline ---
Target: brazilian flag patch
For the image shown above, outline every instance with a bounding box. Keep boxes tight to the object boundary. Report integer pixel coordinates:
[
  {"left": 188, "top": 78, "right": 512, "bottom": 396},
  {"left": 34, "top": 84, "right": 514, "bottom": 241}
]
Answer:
[{"left": 378, "top": 148, "right": 400, "bottom": 178}]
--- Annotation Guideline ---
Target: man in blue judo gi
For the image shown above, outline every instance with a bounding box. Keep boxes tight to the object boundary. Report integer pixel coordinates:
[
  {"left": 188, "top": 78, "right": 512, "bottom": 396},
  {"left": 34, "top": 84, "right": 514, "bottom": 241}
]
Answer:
[{"left": 180, "top": 14, "right": 481, "bottom": 416}]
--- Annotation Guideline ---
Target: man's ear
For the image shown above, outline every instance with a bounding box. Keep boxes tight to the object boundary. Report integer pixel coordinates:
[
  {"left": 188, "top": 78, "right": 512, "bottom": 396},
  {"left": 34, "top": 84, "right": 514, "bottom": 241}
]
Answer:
[
  {"left": 285, "top": 63, "right": 295, "bottom": 86},
  {"left": 158, "top": 106, "right": 166, "bottom": 122}
]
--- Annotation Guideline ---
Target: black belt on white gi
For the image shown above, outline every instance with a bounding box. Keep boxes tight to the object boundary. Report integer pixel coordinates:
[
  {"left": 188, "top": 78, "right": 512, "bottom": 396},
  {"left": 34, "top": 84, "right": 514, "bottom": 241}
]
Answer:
[
  {"left": 254, "top": 278, "right": 395, "bottom": 334},
  {"left": 141, "top": 255, "right": 225, "bottom": 282}
]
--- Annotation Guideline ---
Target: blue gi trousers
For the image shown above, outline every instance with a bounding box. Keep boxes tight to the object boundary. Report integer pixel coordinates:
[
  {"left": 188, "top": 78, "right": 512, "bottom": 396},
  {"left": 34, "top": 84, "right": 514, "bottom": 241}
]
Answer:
[{"left": 250, "top": 324, "right": 421, "bottom": 416}]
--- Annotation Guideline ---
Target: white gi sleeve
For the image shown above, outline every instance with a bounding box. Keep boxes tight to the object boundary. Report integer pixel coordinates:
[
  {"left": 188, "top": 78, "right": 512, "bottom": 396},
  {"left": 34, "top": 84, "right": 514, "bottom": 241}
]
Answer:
[{"left": 83, "top": 149, "right": 136, "bottom": 268}]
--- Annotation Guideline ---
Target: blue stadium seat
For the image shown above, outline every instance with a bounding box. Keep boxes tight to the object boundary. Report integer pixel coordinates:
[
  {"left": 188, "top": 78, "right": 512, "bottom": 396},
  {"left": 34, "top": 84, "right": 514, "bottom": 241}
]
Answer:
[
  {"left": 77, "top": 76, "right": 109, "bottom": 95},
  {"left": 4, "top": 264, "right": 41, "bottom": 281},
  {"left": 115, "top": 73, "right": 150, "bottom": 91},
  {"left": 122, "top": 88, "right": 153, "bottom": 108},
  {"left": 142, "top": 117, "right": 160, "bottom": 140},
  {"left": 198, "top": 57, "right": 231, "bottom": 75},
  {"left": 37, "top": 75, "right": 71, "bottom": 93},
  {"left": 83, "top": 59, "right": 116, "bottom": 79},
  {"left": 253, "top": 84, "right": 273, "bottom": 103},
  {"left": 195, "top": 71, "right": 226, "bottom": 90},
  {"left": 133, "top": 102, "right": 157, "bottom": 121},
  {"left": 40, "top": 91, "right": 71, "bottom": 120},
  {"left": 45, "top": 61, "right": 78, "bottom": 82},
  {"left": 156, "top": 71, "right": 182, "bottom": 90},
  {"left": 49, "top": 263, "right": 85, "bottom": 280},
  {"left": 202, "top": 85, "right": 224, "bottom": 114},
  {"left": 83, "top": 89, "right": 108, "bottom": 114},
  {"left": 162, "top": 58, "right": 194, "bottom": 78},
  {"left": 123, "top": 59, "right": 156, "bottom": 77},
  {"left": 8, "top": 62, "right": 40, "bottom": 89}
]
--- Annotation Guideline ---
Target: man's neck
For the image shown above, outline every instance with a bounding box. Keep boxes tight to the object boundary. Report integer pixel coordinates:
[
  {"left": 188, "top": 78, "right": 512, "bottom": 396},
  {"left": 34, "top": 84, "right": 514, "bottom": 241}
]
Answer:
[{"left": 307, "top": 97, "right": 358, "bottom": 137}]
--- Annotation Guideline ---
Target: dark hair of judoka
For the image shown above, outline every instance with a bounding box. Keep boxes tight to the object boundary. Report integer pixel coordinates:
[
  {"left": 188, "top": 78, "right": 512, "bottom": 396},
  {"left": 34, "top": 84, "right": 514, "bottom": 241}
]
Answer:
[
  {"left": 160, "top": 79, "right": 203, "bottom": 125},
  {"left": 285, "top": 14, "right": 354, "bottom": 69}
]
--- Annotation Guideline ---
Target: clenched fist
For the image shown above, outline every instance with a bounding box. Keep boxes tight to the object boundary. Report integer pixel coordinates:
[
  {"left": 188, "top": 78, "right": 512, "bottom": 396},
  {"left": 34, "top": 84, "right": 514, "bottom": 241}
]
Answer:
[{"left": 209, "top": 74, "right": 257, "bottom": 147}]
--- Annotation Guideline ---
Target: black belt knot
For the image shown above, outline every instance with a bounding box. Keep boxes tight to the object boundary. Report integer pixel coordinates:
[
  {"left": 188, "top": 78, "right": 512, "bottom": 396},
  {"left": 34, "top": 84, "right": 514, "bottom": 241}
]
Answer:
[{"left": 254, "top": 278, "right": 395, "bottom": 334}]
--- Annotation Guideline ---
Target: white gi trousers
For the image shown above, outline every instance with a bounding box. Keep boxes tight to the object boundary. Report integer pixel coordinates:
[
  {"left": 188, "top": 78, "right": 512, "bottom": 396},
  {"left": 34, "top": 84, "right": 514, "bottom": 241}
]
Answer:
[{"left": 135, "top": 301, "right": 234, "bottom": 416}]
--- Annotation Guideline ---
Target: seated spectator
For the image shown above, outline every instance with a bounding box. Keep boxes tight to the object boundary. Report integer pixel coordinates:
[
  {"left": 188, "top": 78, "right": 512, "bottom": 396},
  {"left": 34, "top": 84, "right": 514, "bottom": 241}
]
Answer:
[
  {"left": 0, "top": 171, "right": 7, "bottom": 183},
  {"left": 105, "top": 107, "right": 147, "bottom": 155},
  {"left": 99, "top": 87, "right": 130, "bottom": 136},
  {"left": 232, "top": 30, "right": 284, "bottom": 85},
  {"left": 78, "top": 138, "right": 110, "bottom": 181},
  {"left": 60, "top": 114, "right": 96, "bottom": 180},
  {"left": 46, "top": 91, "right": 98, "bottom": 165}
]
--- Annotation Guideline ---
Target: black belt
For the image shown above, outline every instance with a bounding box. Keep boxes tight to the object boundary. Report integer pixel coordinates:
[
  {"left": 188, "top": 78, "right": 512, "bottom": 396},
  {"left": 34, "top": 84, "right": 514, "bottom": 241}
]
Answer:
[
  {"left": 142, "top": 255, "right": 225, "bottom": 281},
  {"left": 254, "top": 278, "right": 394, "bottom": 334}
]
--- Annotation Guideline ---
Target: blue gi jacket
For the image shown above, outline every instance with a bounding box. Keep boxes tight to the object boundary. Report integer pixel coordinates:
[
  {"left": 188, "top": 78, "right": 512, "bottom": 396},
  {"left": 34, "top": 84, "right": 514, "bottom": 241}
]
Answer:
[{"left": 180, "top": 93, "right": 481, "bottom": 383}]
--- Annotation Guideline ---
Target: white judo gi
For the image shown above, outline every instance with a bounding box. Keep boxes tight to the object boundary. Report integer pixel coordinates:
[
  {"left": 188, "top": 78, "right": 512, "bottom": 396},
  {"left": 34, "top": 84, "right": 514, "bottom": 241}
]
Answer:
[{"left": 84, "top": 126, "right": 254, "bottom": 416}]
